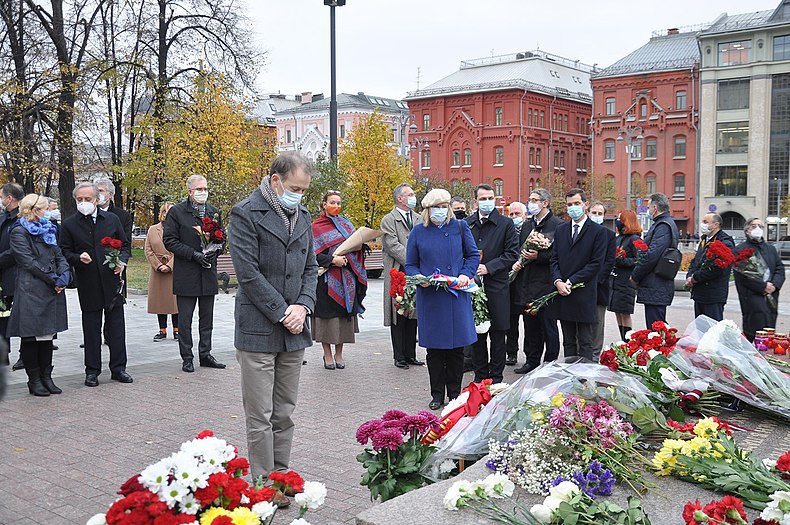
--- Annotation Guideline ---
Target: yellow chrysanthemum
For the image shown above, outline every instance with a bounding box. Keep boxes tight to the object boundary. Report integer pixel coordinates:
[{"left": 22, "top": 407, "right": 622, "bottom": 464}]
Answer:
[
  {"left": 550, "top": 393, "right": 565, "bottom": 407},
  {"left": 200, "top": 507, "right": 231, "bottom": 525},
  {"left": 693, "top": 418, "right": 719, "bottom": 438},
  {"left": 229, "top": 507, "right": 261, "bottom": 525},
  {"left": 681, "top": 436, "right": 714, "bottom": 458},
  {"left": 531, "top": 410, "right": 545, "bottom": 422}
]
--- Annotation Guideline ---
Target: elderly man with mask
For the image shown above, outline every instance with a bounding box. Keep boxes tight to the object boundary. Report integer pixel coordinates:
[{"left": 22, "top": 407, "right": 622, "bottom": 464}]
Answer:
[
  {"left": 164, "top": 175, "right": 226, "bottom": 373},
  {"left": 734, "top": 218, "right": 785, "bottom": 341},
  {"left": 685, "top": 213, "right": 735, "bottom": 321}
]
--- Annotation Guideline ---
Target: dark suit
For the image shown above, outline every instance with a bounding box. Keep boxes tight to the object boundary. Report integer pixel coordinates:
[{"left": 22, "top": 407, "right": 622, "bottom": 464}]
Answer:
[
  {"left": 466, "top": 209, "right": 519, "bottom": 383},
  {"left": 0, "top": 206, "right": 19, "bottom": 353},
  {"left": 163, "top": 198, "right": 224, "bottom": 362},
  {"left": 687, "top": 230, "right": 735, "bottom": 321},
  {"left": 549, "top": 217, "right": 607, "bottom": 361},
  {"left": 60, "top": 210, "right": 131, "bottom": 376},
  {"left": 593, "top": 227, "right": 616, "bottom": 356}
]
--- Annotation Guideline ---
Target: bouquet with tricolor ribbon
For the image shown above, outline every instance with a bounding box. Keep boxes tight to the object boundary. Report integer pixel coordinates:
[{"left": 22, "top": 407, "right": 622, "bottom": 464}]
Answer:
[
  {"left": 421, "top": 379, "right": 506, "bottom": 445},
  {"left": 429, "top": 269, "right": 479, "bottom": 294}
]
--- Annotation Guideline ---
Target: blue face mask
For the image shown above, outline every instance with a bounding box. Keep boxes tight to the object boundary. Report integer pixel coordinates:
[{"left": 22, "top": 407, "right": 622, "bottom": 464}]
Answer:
[
  {"left": 478, "top": 200, "right": 495, "bottom": 214},
  {"left": 406, "top": 195, "right": 417, "bottom": 209},
  {"left": 512, "top": 217, "right": 524, "bottom": 227},
  {"left": 42, "top": 211, "right": 53, "bottom": 221},
  {"left": 277, "top": 179, "right": 302, "bottom": 209},
  {"left": 589, "top": 215, "right": 604, "bottom": 225},
  {"left": 567, "top": 205, "right": 585, "bottom": 221},
  {"left": 527, "top": 202, "right": 541, "bottom": 216},
  {"left": 430, "top": 207, "right": 448, "bottom": 223}
]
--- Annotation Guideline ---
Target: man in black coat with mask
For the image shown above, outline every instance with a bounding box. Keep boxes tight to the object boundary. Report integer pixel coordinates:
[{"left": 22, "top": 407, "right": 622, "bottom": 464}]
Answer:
[
  {"left": 466, "top": 184, "right": 519, "bottom": 384},
  {"left": 0, "top": 183, "right": 24, "bottom": 368},
  {"left": 164, "top": 174, "right": 226, "bottom": 373},
  {"left": 60, "top": 182, "right": 132, "bottom": 387}
]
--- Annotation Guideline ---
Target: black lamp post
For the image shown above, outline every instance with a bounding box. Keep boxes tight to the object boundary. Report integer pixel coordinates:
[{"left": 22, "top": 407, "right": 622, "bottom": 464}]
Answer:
[{"left": 324, "top": 0, "right": 345, "bottom": 163}]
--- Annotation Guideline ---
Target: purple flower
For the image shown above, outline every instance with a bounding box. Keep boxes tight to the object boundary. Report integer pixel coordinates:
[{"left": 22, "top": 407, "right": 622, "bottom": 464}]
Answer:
[
  {"left": 382, "top": 409, "right": 408, "bottom": 421},
  {"left": 416, "top": 411, "right": 441, "bottom": 432},
  {"left": 356, "top": 419, "right": 382, "bottom": 445},
  {"left": 371, "top": 427, "right": 404, "bottom": 451},
  {"left": 559, "top": 462, "right": 615, "bottom": 499}
]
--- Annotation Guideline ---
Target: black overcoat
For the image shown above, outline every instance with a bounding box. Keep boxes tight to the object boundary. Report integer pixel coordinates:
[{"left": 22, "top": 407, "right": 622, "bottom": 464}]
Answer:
[
  {"left": 734, "top": 238, "right": 786, "bottom": 337},
  {"left": 549, "top": 218, "right": 607, "bottom": 323},
  {"left": 163, "top": 199, "right": 223, "bottom": 297},
  {"left": 0, "top": 207, "right": 19, "bottom": 297},
  {"left": 687, "top": 230, "right": 735, "bottom": 305},
  {"left": 597, "top": 228, "right": 616, "bottom": 306},
  {"left": 466, "top": 209, "right": 519, "bottom": 331},
  {"left": 59, "top": 210, "right": 130, "bottom": 311},
  {"left": 510, "top": 210, "right": 563, "bottom": 307},
  {"left": 632, "top": 212, "right": 679, "bottom": 306},
  {"left": 608, "top": 233, "right": 641, "bottom": 314}
]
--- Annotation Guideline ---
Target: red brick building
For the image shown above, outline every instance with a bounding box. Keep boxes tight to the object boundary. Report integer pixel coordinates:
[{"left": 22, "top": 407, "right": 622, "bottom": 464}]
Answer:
[
  {"left": 405, "top": 51, "right": 594, "bottom": 207},
  {"left": 591, "top": 29, "right": 700, "bottom": 234}
]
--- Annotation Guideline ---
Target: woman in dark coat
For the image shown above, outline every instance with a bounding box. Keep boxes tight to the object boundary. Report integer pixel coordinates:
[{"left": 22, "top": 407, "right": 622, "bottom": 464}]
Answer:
[
  {"left": 734, "top": 218, "right": 786, "bottom": 341},
  {"left": 8, "top": 194, "right": 69, "bottom": 396},
  {"left": 406, "top": 189, "right": 479, "bottom": 410},
  {"left": 608, "top": 209, "right": 642, "bottom": 340},
  {"left": 311, "top": 190, "right": 367, "bottom": 370}
]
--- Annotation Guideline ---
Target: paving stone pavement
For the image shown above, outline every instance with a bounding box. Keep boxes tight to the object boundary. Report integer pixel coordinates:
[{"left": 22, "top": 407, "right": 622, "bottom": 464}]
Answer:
[{"left": 0, "top": 280, "right": 788, "bottom": 525}]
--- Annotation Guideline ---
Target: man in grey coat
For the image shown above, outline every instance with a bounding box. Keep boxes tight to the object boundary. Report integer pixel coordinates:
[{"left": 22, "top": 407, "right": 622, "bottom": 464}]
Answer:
[{"left": 229, "top": 151, "right": 317, "bottom": 484}]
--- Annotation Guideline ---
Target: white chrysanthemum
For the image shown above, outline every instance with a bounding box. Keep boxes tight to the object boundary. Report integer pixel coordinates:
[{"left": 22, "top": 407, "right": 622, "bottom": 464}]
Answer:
[
  {"left": 761, "top": 506, "right": 784, "bottom": 522},
  {"left": 170, "top": 451, "right": 203, "bottom": 489},
  {"left": 475, "top": 320, "right": 491, "bottom": 334},
  {"left": 549, "top": 481, "right": 580, "bottom": 501},
  {"left": 438, "top": 459, "right": 456, "bottom": 475},
  {"left": 160, "top": 481, "right": 191, "bottom": 508},
  {"left": 139, "top": 461, "right": 172, "bottom": 493},
  {"left": 86, "top": 513, "right": 107, "bottom": 525},
  {"left": 441, "top": 392, "right": 469, "bottom": 416},
  {"left": 481, "top": 473, "right": 514, "bottom": 498},
  {"left": 179, "top": 494, "right": 200, "bottom": 515},
  {"left": 252, "top": 501, "right": 277, "bottom": 520},
  {"left": 294, "top": 481, "right": 327, "bottom": 509},
  {"left": 530, "top": 504, "right": 552, "bottom": 523}
]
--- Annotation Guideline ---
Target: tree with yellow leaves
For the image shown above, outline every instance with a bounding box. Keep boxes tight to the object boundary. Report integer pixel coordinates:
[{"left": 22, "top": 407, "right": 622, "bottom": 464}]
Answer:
[{"left": 339, "top": 110, "right": 414, "bottom": 228}]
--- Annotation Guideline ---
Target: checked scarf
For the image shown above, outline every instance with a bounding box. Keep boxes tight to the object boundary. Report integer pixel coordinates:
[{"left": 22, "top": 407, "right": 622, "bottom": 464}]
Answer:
[
  {"left": 312, "top": 213, "right": 367, "bottom": 314},
  {"left": 260, "top": 175, "right": 298, "bottom": 235}
]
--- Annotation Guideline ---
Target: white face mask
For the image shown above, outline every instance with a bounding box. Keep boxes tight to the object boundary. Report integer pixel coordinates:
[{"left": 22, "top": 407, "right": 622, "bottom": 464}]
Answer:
[
  {"left": 77, "top": 201, "right": 96, "bottom": 216},
  {"left": 699, "top": 222, "right": 710, "bottom": 236},
  {"left": 750, "top": 226, "right": 764, "bottom": 240},
  {"left": 192, "top": 190, "right": 209, "bottom": 204},
  {"left": 49, "top": 209, "right": 61, "bottom": 221},
  {"left": 98, "top": 194, "right": 107, "bottom": 206}
]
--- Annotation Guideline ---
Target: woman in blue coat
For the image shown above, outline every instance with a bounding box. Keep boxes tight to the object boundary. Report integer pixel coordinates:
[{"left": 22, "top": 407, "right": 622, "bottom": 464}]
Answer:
[{"left": 406, "top": 189, "right": 479, "bottom": 410}]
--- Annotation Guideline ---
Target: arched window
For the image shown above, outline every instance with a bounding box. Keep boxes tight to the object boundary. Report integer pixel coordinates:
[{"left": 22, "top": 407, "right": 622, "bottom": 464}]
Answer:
[
  {"left": 452, "top": 150, "right": 461, "bottom": 167},
  {"left": 645, "top": 174, "right": 657, "bottom": 194},
  {"left": 721, "top": 212, "right": 746, "bottom": 231},
  {"left": 494, "top": 146, "right": 504, "bottom": 165},
  {"left": 494, "top": 179, "right": 504, "bottom": 197},
  {"left": 528, "top": 178, "right": 535, "bottom": 193},
  {"left": 463, "top": 149, "right": 472, "bottom": 166}
]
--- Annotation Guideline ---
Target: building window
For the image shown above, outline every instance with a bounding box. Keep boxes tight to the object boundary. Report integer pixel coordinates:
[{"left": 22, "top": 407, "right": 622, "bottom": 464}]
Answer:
[
  {"left": 604, "top": 140, "right": 615, "bottom": 160},
  {"left": 639, "top": 103, "right": 647, "bottom": 120},
  {"left": 646, "top": 175, "right": 657, "bottom": 194},
  {"left": 552, "top": 113, "right": 558, "bottom": 130},
  {"left": 553, "top": 150, "right": 559, "bottom": 168},
  {"left": 423, "top": 113, "right": 430, "bottom": 131},
  {"left": 576, "top": 153, "right": 581, "bottom": 171},
  {"left": 340, "top": 124, "right": 346, "bottom": 139},
  {"left": 540, "top": 111, "right": 545, "bottom": 127},
  {"left": 452, "top": 149, "right": 461, "bottom": 167},
  {"left": 774, "top": 35, "right": 790, "bottom": 61},
  {"left": 529, "top": 148, "right": 535, "bottom": 166},
  {"left": 717, "top": 121, "right": 749, "bottom": 153},
  {"left": 286, "top": 129, "right": 292, "bottom": 143},
  {"left": 528, "top": 109, "right": 533, "bottom": 126},
  {"left": 559, "top": 150, "right": 565, "bottom": 168},
  {"left": 463, "top": 149, "right": 472, "bottom": 166},
  {"left": 676, "top": 91, "right": 687, "bottom": 110},
  {"left": 605, "top": 97, "right": 616, "bottom": 115},
  {"left": 716, "top": 165, "right": 748, "bottom": 196},
  {"left": 718, "top": 78, "right": 750, "bottom": 110},
  {"left": 494, "top": 179, "right": 504, "bottom": 197},
  {"left": 605, "top": 175, "right": 616, "bottom": 195},
  {"left": 674, "top": 136, "right": 687, "bottom": 158},
  {"left": 563, "top": 115, "right": 569, "bottom": 131},
  {"left": 422, "top": 151, "right": 431, "bottom": 169},
  {"left": 645, "top": 138, "right": 657, "bottom": 159},
  {"left": 718, "top": 40, "right": 752, "bottom": 66},
  {"left": 528, "top": 178, "right": 535, "bottom": 193},
  {"left": 536, "top": 148, "right": 542, "bottom": 166},
  {"left": 674, "top": 174, "right": 686, "bottom": 196},
  {"left": 494, "top": 146, "right": 504, "bottom": 165},
  {"left": 630, "top": 141, "right": 642, "bottom": 159},
  {"left": 495, "top": 107, "right": 503, "bottom": 126},
  {"left": 581, "top": 153, "right": 587, "bottom": 170}
]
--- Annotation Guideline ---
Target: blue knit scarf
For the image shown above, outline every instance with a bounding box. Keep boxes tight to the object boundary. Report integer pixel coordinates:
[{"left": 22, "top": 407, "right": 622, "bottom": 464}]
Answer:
[{"left": 18, "top": 217, "right": 58, "bottom": 246}]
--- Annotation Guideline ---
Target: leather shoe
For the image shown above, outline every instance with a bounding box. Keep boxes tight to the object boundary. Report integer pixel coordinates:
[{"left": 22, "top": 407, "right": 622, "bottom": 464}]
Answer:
[
  {"left": 182, "top": 360, "right": 195, "bottom": 373},
  {"left": 199, "top": 355, "right": 226, "bottom": 369},
  {"left": 505, "top": 356, "right": 517, "bottom": 366},
  {"left": 514, "top": 363, "right": 537, "bottom": 375},
  {"left": 273, "top": 491, "right": 291, "bottom": 508},
  {"left": 394, "top": 360, "right": 409, "bottom": 369},
  {"left": 84, "top": 374, "right": 99, "bottom": 387},
  {"left": 428, "top": 400, "right": 442, "bottom": 410},
  {"left": 405, "top": 358, "right": 424, "bottom": 366},
  {"left": 11, "top": 357, "right": 24, "bottom": 371},
  {"left": 111, "top": 370, "right": 134, "bottom": 383}
]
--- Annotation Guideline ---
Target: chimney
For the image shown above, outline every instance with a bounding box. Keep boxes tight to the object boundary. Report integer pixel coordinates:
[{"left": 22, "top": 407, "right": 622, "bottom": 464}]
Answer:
[
  {"left": 301, "top": 91, "right": 313, "bottom": 104},
  {"left": 667, "top": 28, "right": 679, "bottom": 35}
]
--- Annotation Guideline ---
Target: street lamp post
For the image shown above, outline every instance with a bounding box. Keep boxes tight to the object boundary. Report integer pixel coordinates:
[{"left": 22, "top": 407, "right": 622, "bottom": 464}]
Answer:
[
  {"left": 409, "top": 121, "right": 429, "bottom": 177},
  {"left": 392, "top": 112, "right": 411, "bottom": 159},
  {"left": 324, "top": 0, "right": 346, "bottom": 163},
  {"left": 616, "top": 125, "right": 643, "bottom": 210}
]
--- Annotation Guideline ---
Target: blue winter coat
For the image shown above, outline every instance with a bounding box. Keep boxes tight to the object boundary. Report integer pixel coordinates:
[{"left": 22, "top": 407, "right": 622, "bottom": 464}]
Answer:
[
  {"left": 405, "top": 219, "right": 480, "bottom": 349},
  {"left": 632, "top": 212, "right": 679, "bottom": 306}
]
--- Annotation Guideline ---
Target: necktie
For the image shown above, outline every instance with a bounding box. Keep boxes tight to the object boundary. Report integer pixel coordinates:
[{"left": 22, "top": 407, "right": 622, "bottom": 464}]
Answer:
[
  {"left": 405, "top": 213, "right": 412, "bottom": 230},
  {"left": 481, "top": 217, "right": 487, "bottom": 226},
  {"left": 572, "top": 223, "right": 579, "bottom": 242}
]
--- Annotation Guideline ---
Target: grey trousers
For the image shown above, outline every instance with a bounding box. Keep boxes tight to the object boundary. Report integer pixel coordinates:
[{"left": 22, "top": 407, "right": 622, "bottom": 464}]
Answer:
[
  {"left": 237, "top": 348, "right": 304, "bottom": 479},
  {"left": 592, "top": 304, "right": 608, "bottom": 363}
]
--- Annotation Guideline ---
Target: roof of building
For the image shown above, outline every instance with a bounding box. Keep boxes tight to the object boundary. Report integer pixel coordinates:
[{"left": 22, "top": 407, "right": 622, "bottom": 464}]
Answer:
[
  {"left": 405, "top": 50, "right": 595, "bottom": 103},
  {"left": 699, "top": 8, "right": 777, "bottom": 36},
  {"left": 277, "top": 93, "right": 408, "bottom": 117},
  {"left": 594, "top": 31, "right": 701, "bottom": 79},
  {"left": 251, "top": 94, "right": 302, "bottom": 125}
]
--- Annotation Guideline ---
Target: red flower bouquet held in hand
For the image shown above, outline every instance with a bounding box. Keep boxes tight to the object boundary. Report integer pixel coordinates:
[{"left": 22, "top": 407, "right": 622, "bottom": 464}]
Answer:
[
  {"left": 194, "top": 214, "right": 225, "bottom": 255},
  {"left": 701, "top": 239, "right": 736, "bottom": 270},
  {"left": 100, "top": 236, "right": 123, "bottom": 270}
]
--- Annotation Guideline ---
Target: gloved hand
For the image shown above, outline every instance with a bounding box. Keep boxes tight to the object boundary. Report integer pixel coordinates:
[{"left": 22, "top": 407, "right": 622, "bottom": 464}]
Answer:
[{"left": 193, "top": 251, "right": 212, "bottom": 269}]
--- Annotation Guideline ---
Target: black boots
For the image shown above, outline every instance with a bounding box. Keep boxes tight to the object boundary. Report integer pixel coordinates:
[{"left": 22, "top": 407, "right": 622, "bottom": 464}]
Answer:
[
  {"left": 26, "top": 368, "right": 51, "bottom": 397},
  {"left": 618, "top": 325, "right": 632, "bottom": 341},
  {"left": 40, "top": 366, "right": 62, "bottom": 394}
]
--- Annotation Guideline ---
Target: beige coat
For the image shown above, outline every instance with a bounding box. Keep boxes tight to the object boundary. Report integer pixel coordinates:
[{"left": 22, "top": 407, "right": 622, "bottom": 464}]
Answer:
[
  {"left": 381, "top": 207, "right": 420, "bottom": 326},
  {"left": 145, "top": 223, "right": 178, "bottom": 314}
]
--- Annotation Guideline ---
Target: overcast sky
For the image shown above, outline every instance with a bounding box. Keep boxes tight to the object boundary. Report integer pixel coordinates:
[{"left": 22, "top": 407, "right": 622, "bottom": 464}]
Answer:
[{"left": 244, "top": 0, "right": 779, "bottom": 100}]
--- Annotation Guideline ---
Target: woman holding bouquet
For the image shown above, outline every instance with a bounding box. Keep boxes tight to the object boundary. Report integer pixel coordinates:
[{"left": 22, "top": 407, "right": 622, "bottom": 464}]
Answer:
[
  {"left": 311, "top": 190, "right": 367, "bottom": 369},
  {"left": 405, "top": 189, "right": 480, "bottom": 410},
  {"left": 733, "top": 218, "right": 785, "bottom": 341},
  {"left": 8, "top": 194, "right": 70, "bottom": 396},
  {"left": 608, "top": 209, "right": 642, "bottom": 340}
]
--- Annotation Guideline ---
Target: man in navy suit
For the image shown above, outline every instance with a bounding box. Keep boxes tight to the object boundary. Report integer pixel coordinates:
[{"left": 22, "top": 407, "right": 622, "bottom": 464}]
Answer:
[{"left": 549, "top": 188, "right": 607, "bottom": 361}]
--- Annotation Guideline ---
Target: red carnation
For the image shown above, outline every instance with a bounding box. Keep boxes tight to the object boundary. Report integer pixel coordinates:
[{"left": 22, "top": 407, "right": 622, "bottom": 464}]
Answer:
[
  {"left": 213, "top": 230, "right": 224, "bottom": 241},
  {"left": 777, "top": 450, "right": 790, "bottom": 474},
  {"left": 599, "top": 348, "right": 619, "bottom": 371},
  {"left": 246, "top": 486, "right": 276, "bottom": 504},
  {"left": 682, "top": 500, "right": 705, "bottom": 525},
  {"left": 117, "top": 474, "right": 144, "bottom": 496},
  {"left": 197, "top": 429, "right": 214, "bottom": 439},
  {"left": 616, "top": 247, "right": 627, "bottom": 259},
  {"left": 226, "top": 456, "right": 250, "bottom": 477},
  {"left": 202, "top": 223, "right": 215, "bottom": 232},
  {"left": 735, "top": 248, "right": 754, "bottom": 263},
  {"left": 633, "top": 239, "right": 648, "bottom": 251},
  {"left": 717, "top": 495, "right": 747, "bottom": 523},
  {"left": 282, "top": 470, "right": 304, "bottom": 493},
  {"left": 635, "top": 351, "right": 649, "bottom": 366}
]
